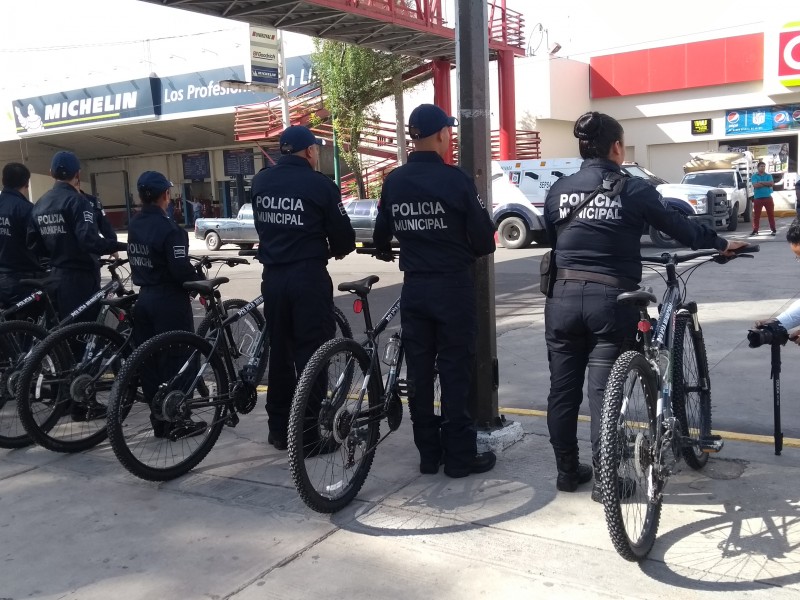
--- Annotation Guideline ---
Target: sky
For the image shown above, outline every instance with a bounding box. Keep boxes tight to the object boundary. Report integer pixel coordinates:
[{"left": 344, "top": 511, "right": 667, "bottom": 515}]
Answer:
[{"left": 0, "top": 0, "right": 770, "bottom": 100}]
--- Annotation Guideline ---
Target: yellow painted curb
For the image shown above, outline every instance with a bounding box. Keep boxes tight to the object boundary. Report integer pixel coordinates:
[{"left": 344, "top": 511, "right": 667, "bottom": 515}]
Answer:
[
  {"left": 498, "top": 406, "right": 800, "bottom": 448},
  {"left": 775, "top": 210, "right": 797, "bottom": 218}
]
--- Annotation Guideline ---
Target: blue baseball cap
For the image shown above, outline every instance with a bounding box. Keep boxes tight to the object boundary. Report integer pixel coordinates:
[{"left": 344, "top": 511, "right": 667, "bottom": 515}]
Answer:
[
  {"left": 408, "top": 104, "right": 457, "bottom": 140},
  {"left": 279, "top": 125, "right": 324, "bottom": 154},
  {"left": 50, "top": 151, "right": 81, "bottom": 180},
  {"left": 137, "top": 171, "right": 173, "bottom": 197}
]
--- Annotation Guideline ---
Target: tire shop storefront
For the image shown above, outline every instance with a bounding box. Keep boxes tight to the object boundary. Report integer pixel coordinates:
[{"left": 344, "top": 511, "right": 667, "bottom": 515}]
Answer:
[
  {"left": 2, "top": 57, "right": 314, "bottom": 229},
  {"left": 587, "top": 21, "right": 800, "bottom": 192}
]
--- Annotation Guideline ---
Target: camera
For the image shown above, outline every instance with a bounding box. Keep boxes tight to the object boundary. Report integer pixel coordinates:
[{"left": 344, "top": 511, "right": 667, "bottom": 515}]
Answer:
[{"left": 747, "top": 322, "right": 790, "bottom": 348}]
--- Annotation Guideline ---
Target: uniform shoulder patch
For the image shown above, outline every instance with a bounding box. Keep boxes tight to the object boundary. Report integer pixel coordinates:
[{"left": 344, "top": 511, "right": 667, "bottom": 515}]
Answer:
[
  {"left": 338, "top": 202, "right": 347, "bottom": 216},
  {"left": 173, "top": 245, "right": 186, "bottom": 259},
  {"left": 83, "top": 211, "right": 94, "bottom": 223}
]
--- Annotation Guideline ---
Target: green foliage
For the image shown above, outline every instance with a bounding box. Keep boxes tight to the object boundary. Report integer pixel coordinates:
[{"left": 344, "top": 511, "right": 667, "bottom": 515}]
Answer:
[{"left": 312, "top": 39, "right": 419, "bottom": 197}]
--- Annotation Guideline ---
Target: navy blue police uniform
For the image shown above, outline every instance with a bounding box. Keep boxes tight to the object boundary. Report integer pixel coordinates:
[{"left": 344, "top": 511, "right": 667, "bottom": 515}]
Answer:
[
  {"left": 543, "top": 157, "right": 728, "bottom": 467},
  {"left": 251, "top": 126, "right": 356, "bottom": 447},
  {"left": 28, "top": 154, "right": 124, "bottom": 321},
  {"left": 0, "top": 185, "right": 45, "bottom": 317},
  {"left": 373, "top": 149, "right": 496, "bottom": 476},
  {"left": 82, "top": 191, "right": 118, "bottom": 244}
]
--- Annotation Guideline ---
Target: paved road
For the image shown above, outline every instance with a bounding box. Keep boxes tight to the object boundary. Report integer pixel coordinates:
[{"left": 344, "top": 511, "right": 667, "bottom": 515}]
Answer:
[{"left": 171, "top": 217, "right": 800, "bottom": 441}]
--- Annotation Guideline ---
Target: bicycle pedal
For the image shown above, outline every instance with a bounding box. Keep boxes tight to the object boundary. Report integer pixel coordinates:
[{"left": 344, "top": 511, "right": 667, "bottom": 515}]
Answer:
[
  {"left": 225, "top": 412, "right": 240, "bottom": 427},
  {"left": 699, "top": 437, "right": 724, "bottom": 453},
  {"left": 395, "top": 379, "right": 409, "bottom": 397}
]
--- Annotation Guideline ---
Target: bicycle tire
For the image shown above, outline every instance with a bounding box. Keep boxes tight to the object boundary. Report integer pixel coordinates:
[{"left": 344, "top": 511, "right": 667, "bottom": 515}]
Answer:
[
  {"left": 107, "top": 331, "right": 229, "bottom": 481},
  {"left": 599, "top": 350, "right": 662, "bottom": 561},
  {"left": 0, "top": 320, "right": 49, "bottom": 449},
  {"left": 288, "top": 337, "right": 380, "bottom": 513},
  {"left": 672, "top": 314, "right": 712, "bottom": 470},
  {"left": 16, "top": 322, "right": 128, "bottom": 452},
  {"left": 333, "top": 306, "right": 352, "bottom": 339},
  {"left": 196, "top": 298, "right": 268, "bottom": 383}
]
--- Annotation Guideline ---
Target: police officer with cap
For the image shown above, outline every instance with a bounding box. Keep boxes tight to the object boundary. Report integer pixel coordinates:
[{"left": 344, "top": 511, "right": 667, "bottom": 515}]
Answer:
[
  {"left": 0, "top": 162, "right": 45, "bottom": 319},
  {"left": 543, "top": 111, "right": 748, "bottom": 500},
  {"left": 373, "top": 103, "right": 497, "bottom": 478},
  {"left": 128, "top": 170, "right": 206, "bottom": 439},
  {"left": 28, "top": 151, "right": 125, "bottom": 320},
  {"left": 81, "top": 189, "right": 118, "bottom": 246},
  {"left": 251, "top": 125, "right": 356, "bottom": 450}
]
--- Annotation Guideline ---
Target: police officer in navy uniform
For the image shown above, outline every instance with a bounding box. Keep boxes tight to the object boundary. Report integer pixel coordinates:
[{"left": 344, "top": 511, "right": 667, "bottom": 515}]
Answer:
[
  {"left": 0, "top": 162, "right": 44, "bottom": 319},
  {"left": 373, "top": 104, "right": 497, "bottom": 478},
  {"left": 81, "top": 189, "right": 118, "bottom": 245},
  {"left": 27, "top": 151, "right": 125, "bottom": 321},
  {"left": 251, "top": 125, "right": 356, "bottom": 450},
  {"left": 127, "top": 171, "right": 206, "bottom": 439},
  {"left": 543, "top": 112, "right": 747, "bottom": 500}
]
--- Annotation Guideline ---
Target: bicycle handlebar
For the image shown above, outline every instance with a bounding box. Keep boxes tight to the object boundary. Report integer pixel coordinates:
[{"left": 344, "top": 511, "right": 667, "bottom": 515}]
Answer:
[
  {"left": 238, "top": 249, "right": 258, "bottom": 257},
  {"left": 356, "top": 247, "right": 400, "bottom": 260},
  {"left": 642, "top": 244, "right": 760, "bottom": 265}
]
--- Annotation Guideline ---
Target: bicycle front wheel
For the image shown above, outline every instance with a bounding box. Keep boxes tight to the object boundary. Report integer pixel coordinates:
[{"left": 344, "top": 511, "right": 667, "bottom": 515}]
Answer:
[
  {"left": 288, "top": 338, "right": 380, "bottom": 513},
  {"left": 672, "top": 314, "right": 712, "bottom": 470},
  {"left": 0, "top": 321, "right": 49, "bottom": 449},
  {"left": 17, "top": 322, "right": 128, "bottom": 452},
  {"left": 599, "top": 350, "right": 662, "bottom": 562},
  {"left": 107, "top": 331, "right": 228, "bottom": 481}
]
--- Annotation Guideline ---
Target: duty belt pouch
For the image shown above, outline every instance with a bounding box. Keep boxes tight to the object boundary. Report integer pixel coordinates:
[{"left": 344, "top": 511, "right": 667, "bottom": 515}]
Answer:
[
  {"left": 540, "top": 173, "right": 625, "bottom": 298},
  {"left": 539, "top": 250, "right": 556, "bottom": 296}
]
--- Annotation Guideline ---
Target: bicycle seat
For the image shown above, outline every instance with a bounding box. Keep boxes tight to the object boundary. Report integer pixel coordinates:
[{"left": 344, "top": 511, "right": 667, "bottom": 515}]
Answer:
[
  {"left": 100, "top": 293, "right": 138, "bottom": 310},
  {"left": 183, "top": 277, "right": 230, "bottom": 295},
  {"left": 616, "top": 289, "right": 657, "bottom": 307},
  {"left": 338, "top": 275, "right": 380, "bottom": 296},
  {"left": 18, "top": 275, "right": 57, "bottom": 289}
]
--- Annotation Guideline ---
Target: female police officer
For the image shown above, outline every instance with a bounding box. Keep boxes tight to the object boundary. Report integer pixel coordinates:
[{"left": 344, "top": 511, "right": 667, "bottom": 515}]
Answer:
[
  {"left": 543, "top": 112, "right": 747, "bottom": 499},
  {"left": 127, "top": 171, "right": 205, "bottom": 438}
]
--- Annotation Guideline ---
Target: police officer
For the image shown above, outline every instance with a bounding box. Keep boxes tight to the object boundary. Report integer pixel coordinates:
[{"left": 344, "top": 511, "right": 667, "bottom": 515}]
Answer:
[
  {"left": 251, "top": 125, "right": 355, "bottom": 450},
  {"left": 543, "top": 112, "right": 747, "bottom": 499},
  {"left": 81, "top": 189, "right": 118, "bottom": 245},
  {"left": 373, "top": 103, "right": 497, "bottom": 478},
  {"left": 127, "top": 171, "right": 205, "bottom": 439},
  {"left": 27, "top": 151, "right": 125, "bottom": 321},
  {"left": 0, "top": 162, "right": 45, "bottom": 319}
]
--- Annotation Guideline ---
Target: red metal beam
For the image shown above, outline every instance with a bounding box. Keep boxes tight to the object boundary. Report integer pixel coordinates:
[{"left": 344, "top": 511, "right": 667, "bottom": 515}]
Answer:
[{"left": 497, "top": 49, "right": 516, "bottom": 160}]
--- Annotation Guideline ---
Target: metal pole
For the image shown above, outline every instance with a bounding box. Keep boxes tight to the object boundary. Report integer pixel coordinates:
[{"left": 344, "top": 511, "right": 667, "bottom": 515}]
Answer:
[
  {"left": 394, "top": 73, "right": 407, "bottom": 165},
  {"left": 456, "top": 0, "right": 499, "bottom": 428},
  {"left": 278, "top": 30, "right": 291, "bottom": 128},
  {"left": 333, "top": 126, "right": 341, "bottom": 187}
]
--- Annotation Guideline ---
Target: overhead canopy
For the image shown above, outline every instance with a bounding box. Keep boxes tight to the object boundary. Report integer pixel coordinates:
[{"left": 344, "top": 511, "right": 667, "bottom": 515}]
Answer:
[{"left": 140, "top": 0, "right": 525, "bottom": 60}]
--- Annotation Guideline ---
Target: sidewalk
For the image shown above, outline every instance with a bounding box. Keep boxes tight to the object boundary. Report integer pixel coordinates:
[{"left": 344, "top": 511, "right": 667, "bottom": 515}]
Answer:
[{"left": 2, "top": 403, "right": 800, "bottom": 598}]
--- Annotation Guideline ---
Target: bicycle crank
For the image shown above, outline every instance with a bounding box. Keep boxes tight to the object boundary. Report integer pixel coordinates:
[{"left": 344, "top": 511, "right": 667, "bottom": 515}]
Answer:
[{"left": 231, "top": 381, "right": 257, "bottom": 414}]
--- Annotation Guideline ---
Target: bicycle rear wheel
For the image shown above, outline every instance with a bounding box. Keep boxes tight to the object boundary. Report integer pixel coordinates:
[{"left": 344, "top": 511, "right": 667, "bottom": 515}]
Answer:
[
  {"left": 672, "top": 314, "right": 712, "bottom": 470},
  {"left": 107, "top": 331, "right": 228, "bottom": 481},
  {"left": 288, "top": 337, "right": 380, "bottom": 513},
  {"left": 17, "top": 322, "right": 128, "bottom": 452},
  {"left": 599, "top": 350, "right": 662, "bottom": 561},
  {"left": 333, "top": 306, "right": 352, "bottom": 339},
  {"left": 196, "top": 298, "right": 267, "bottom": 383},
  {"left": 0, "top": 321, "right": 49, "bottom": 449}
]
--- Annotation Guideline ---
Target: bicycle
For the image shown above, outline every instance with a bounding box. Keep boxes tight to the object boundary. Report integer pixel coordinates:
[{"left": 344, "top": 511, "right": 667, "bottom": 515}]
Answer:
[
  {"left": 107, "top": 273, "right": 352, "bottom": 481},
  {"left": 288, "top": 248, "right": 419, "bottom": 513},
  {"left": 598, "top": 244, "right": 758, "bottom": 561},
  {"left": 12, "top": 256, "right": 252, "bottom": 453},
  {"left": 0, "top": 258, "right": 132, "bottom": 449}
]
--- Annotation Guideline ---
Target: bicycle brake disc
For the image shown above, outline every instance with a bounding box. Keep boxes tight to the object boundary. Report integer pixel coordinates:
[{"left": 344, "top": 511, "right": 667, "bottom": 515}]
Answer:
[{"left": 232, "top": 381, "right": 257, "bottom": 414}]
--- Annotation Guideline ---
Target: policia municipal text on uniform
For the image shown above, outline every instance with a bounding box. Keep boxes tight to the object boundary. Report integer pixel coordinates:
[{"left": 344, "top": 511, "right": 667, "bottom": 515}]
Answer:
[{"left": 542, "top": 112, "right": 747, "bottom": 499}]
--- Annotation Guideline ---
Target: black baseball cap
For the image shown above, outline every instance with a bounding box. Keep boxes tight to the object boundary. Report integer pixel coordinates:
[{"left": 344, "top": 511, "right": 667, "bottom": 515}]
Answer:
[
  {"left": 50, "top": 151, "right": 80, "bottom": 180},
  {"left": 137, "top": 171, "right": 173, "bottom": 197},
  {"left": 408, "top": 104, "right": 457, "bottom": 140},
  {"left": 279, "top": 125, "right": 324, "bottom": 154}
]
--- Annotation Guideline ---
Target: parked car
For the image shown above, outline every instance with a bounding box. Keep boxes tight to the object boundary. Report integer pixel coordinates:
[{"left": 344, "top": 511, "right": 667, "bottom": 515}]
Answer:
[
  {"left": 344, "top": 199, "right": 380, "bottom": 244},
  {"left": 194, "top": 203, "right": 257, "bottom": 251}
]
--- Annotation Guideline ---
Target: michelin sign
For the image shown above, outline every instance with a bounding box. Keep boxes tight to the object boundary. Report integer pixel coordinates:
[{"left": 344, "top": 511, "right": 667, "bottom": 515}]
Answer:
[{"left": 13, "top": 78, "right": 157, "bottom": 135}]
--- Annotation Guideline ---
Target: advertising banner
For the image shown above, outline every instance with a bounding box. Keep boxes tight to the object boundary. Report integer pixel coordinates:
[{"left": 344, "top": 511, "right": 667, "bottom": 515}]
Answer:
[
  {"left": 778, "top": 22, "right": 800, "bottom": 87},
  {"left": 725, "top": 104, "right": 800, "bottom": 135},
  {"left": 719, "top": 142, "right": 790, "bottom": 173},
  {"left": 249, "top": 25, "right": 280, "bottom": 87},
  {"left": 12, "top": 78, "right": 157, "bottom": 135}
]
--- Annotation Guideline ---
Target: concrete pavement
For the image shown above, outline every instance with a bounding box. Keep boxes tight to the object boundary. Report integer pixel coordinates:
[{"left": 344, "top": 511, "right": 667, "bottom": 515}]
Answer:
[{"left": 4, "top": 217, "right": 800, "bottom": 598}]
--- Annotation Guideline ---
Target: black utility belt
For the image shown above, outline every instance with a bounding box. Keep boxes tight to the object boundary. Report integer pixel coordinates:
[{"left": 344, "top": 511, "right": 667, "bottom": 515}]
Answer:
[{"left": 556, "top": 268, "right": 637, "bottom": 291}]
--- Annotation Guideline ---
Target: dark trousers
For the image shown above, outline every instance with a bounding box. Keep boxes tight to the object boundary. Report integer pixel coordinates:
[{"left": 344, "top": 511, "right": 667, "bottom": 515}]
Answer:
[
  {"left": 544, "top": 279, "right": 638, "bottom": 464},
  {"left": 401, "top": 271, "right": 478, "bottom": 473},
  {"left": 133, "top": 288, "right": 195, "bottom": 402},
  {"left": 262, "top": 262, "right": 335, "bottom": 438},
  {"left": 51, "top": 267, "right": 101, "bottom": 323}
]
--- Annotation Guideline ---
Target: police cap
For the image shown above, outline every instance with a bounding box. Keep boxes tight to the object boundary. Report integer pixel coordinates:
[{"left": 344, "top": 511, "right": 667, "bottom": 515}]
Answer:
[
  {"left": 279, "top": 125, "right": 324, "bottom": 155},
  {"left": 137, "top": 171, "right": 173, "bottom": 198},
  {"left": 408, "top": 104, "right": 457, "bottom": 140},
  {"left": 51, "top": 151, "right": 81, "bottom": 180}
]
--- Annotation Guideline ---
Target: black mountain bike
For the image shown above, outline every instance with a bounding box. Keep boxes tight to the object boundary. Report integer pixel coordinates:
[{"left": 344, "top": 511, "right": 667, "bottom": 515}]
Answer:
[
  {"left": 599, "top": 245, "right": 758, "bottom": 561},
  {"left": 13, "top": 257, "right": 251, "bottom": 453},
  {"left": 107, "top": 275, "right": 352, "bottom": 481},
  {"left": 0, "top": 258, "right": 131, "bottom": 449}
]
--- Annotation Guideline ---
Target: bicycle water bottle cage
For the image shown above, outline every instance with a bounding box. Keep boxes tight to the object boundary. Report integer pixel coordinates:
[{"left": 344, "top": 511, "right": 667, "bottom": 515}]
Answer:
[
  {"left": 615, "top": 289, "right": 657, "bottom": 308},
  {"left": 338, "top": 275, "right": 380, "bottom": 297}
]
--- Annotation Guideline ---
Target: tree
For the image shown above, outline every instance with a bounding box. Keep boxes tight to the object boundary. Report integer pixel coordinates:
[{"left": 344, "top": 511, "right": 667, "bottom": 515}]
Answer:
[{"left": 312, "top": 40, "right": 420, "bottom": 198}]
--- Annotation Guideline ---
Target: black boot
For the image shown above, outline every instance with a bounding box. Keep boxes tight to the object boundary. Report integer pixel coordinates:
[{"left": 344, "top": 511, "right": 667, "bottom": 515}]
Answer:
[{"left": 554, "top": 449, "right": 593, "bottom": 492}]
